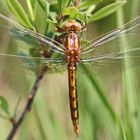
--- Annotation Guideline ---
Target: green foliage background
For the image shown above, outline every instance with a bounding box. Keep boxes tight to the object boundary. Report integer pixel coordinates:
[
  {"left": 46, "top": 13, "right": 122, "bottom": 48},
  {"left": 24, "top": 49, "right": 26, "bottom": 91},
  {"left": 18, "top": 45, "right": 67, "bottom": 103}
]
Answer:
[{"left": 0, "top": 0, "right": 140, "bottom": 140}]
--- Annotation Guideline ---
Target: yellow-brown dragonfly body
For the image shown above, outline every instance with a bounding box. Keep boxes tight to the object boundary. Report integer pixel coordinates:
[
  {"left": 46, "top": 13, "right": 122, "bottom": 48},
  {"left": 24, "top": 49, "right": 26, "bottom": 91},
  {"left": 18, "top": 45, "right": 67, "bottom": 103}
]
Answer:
[{"left": 64, "top": 20, "right": 81, "bottom": 134}]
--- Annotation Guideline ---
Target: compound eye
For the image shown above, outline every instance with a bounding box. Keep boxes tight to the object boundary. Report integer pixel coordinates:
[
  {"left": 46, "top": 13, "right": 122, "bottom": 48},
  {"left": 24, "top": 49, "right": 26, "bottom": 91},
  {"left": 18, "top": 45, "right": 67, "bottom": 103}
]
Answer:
[
  {"left": 64, "top": 20, "right": 81, "bottom": 31},
  {"left": 74, "top": 22, "right": 81, "bottom": 31}
]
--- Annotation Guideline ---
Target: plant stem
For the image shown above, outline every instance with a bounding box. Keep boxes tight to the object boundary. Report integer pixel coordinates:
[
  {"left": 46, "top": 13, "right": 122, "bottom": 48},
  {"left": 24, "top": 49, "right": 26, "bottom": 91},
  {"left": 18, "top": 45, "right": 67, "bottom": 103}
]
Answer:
[{"left": 7, "top": 66, "right": 47, "bottom": 140}]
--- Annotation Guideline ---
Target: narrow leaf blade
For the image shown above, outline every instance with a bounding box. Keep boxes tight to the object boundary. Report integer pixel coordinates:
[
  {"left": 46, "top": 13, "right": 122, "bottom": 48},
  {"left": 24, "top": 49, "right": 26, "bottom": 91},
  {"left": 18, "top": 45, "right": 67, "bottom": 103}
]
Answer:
[
  {"left": 38, "top": 0, "right": 47, "bottom": 11},
  {"left": 79, "top": 0, "right": 102, "bottom": 9},
  {"left": 89, "top": 1, "right": 126, "bottom": 22},
  {"left": 26, "top": 0, "right": 36, "bottom": 21},
  {"left": 6, "top": 0, "right": 33, "bottom": 29}
]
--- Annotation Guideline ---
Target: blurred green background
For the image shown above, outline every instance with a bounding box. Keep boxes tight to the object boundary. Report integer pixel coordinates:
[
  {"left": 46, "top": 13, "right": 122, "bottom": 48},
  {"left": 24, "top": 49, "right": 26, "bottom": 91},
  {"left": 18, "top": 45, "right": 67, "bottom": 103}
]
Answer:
[{"left": 0, "top": 0, "right": 140, "bottom": 140}]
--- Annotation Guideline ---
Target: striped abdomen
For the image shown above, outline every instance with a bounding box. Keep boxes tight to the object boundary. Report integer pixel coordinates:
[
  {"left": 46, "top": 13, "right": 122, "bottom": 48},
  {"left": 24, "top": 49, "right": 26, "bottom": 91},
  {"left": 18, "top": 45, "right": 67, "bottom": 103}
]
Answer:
[{"left": 68, "top": 62, "right": 80, "bottom": 135}]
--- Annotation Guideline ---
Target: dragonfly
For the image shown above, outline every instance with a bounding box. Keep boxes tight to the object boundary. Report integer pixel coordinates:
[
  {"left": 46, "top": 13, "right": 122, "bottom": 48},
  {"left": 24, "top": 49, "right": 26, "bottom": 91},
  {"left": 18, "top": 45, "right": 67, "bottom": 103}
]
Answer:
[{"left": 0, "top": 14, "right": 140, "bottom": 135}]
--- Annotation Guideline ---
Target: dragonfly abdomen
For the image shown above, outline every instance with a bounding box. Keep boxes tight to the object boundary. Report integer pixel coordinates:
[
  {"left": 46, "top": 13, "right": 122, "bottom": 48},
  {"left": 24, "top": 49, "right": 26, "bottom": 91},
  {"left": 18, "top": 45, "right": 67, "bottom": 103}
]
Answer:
[
  {"left": 64, "top": 21, "right": 81, "bottom": 135},
  {"left": 68, "top": 62, "right": 80, "bottom": 135}
]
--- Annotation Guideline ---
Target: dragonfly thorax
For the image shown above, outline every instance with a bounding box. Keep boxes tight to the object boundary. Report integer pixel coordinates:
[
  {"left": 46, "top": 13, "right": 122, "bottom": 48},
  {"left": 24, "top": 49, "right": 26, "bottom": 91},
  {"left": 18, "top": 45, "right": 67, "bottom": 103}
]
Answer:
[{"left": 65, "top": 31, "right": 81, "bottom": 63}]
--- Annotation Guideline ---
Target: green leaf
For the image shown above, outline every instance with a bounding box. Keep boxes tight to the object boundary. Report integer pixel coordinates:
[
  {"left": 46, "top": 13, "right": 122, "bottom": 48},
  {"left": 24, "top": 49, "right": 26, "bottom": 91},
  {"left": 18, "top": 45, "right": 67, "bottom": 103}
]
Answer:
[
  {"left": 45, "top": 18, "right": 56, "bottom": 34},
  {"left": 79, "top": 0, "right": 102, "bottom": 10},
  {"left": 89, "top": 1, "right": 127, "bottom": 22},
  {"left": 30, "top": 0, "right": 37, "bottom": 10},
  {"left": 26, "top": 0, "right": 37, "bottom": 21},
  {"left": 57, "top": 0, "right": 62, "bottom": 13},
  {"left": 38, "top": 0, "right": 48, "bottom": 11},
  {"left": 63, "top": 7, "right": 78, "bottom": 18},
  {"left": 61, "top": 0, "right": 71, "bottom": 10},
  {"left": 85, "top": 5, "right": 96, "bottom": 16},
  {"left": 49, "top": 3, "right": 59, "bottom": 15},
  {"left": 57, "top": 0, "right": 70, "bottom": 13},
  {"left": 75, "top": 12, "right": 88, "bottom": 22},
  {"left": 0, "top": 96, "right": 9, "bottom": 115},
  {"left": 57, "top": 0, "right": 71, "bottom": 13},
  {"left": 6, "top": 0, "right": 33, "bottom": 29},
  {"left": 50, "top": 12, "right": 57, "bottom": 23}
]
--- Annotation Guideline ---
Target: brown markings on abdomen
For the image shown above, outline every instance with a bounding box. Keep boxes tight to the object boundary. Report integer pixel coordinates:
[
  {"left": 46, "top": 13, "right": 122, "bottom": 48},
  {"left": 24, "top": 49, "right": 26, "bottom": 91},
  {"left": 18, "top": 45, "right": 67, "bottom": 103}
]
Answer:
[{"left": 68, "top": 62, "right": 80, "bottom": 135}]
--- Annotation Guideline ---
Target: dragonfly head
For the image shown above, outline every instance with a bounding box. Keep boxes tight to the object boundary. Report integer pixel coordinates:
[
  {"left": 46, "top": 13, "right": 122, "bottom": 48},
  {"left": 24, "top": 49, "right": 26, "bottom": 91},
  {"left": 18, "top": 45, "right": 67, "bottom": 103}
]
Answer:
[{"left": 64, "top": 20, "right": 82, "bottom": 32}]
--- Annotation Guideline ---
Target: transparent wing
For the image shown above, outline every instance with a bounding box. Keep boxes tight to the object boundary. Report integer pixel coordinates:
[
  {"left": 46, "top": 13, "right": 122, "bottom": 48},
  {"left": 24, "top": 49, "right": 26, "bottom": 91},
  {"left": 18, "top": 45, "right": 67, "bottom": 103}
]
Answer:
[
  {"left": 0, "top": 54, "right": 66, "bottom": 96},
  {"left": 80, "top": 16, "right": 140, "bottom": 75},
  {"left": 0, "top": 53, "right": 66, "bottom": 74},
  {"left": 0, "top": 14, "right": 65, "bottom": 54},
  {"left": 0, "top": 14, "right": 68, "bottom": 74},
  {"left": 81, "top": 16, "right": 140, "bottom": 52},
  {"left": 0, "top": 14, "right": 67, "bottom": 97}
]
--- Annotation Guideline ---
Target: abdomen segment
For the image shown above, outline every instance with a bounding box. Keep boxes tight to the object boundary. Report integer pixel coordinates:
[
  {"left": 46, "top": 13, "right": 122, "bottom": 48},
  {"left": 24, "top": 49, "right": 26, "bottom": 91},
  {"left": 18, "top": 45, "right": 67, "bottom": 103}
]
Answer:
[{"left": 68, "top": 62, "right": 80, "bottom": 135}]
